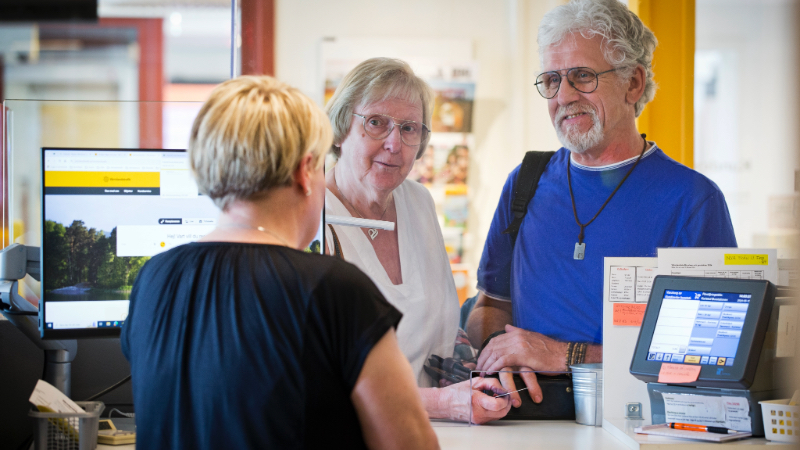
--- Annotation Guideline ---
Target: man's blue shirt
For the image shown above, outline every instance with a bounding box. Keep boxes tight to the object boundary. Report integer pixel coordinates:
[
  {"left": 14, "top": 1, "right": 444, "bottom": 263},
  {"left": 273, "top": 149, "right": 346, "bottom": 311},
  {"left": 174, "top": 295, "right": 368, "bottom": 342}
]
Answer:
[{"left": 477, "top": 146, "right": 737, "bottom": 344}]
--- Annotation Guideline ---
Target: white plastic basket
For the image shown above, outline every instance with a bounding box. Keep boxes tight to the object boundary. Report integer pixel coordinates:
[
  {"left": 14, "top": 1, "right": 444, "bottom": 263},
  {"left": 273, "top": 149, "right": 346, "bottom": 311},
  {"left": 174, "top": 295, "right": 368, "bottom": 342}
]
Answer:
[{"left": 759, "top": 399, "right": 799, "bottom": 443}]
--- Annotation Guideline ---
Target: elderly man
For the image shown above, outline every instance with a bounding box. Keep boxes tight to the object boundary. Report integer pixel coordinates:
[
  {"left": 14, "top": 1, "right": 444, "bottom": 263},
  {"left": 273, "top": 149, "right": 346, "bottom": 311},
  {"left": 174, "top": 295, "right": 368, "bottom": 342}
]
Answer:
[{"left": 467, "top": 0, "right": 736, "bottom": 408}]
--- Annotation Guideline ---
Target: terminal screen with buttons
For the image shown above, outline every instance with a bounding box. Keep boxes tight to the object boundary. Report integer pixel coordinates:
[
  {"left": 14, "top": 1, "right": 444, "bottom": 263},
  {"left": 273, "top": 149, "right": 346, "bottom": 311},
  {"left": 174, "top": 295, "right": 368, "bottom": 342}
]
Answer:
[
  {"left": 646, "top": 289, "right": 750, "bottom": 366},
  {"left": 629, "top": 275, "right": 774, "bottom": 389}
]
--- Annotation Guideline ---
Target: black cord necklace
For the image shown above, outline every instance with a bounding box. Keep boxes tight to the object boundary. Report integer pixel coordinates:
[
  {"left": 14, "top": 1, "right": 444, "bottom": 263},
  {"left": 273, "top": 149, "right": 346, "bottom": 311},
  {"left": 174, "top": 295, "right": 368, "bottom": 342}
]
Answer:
[{"left": 568, "top": 133, "right": 648, "bottom": 260}]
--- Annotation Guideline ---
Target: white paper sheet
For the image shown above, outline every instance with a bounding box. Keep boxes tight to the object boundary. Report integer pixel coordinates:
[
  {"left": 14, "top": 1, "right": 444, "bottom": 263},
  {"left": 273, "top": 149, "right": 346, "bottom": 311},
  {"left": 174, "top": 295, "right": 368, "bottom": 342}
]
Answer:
[
  {"left": 663, "top": 393, "right": 727, "bottom": 426},
  {"left": 29, "top": 379, "right": 83, "bottom": 413},
  {"left": 635, "top": 424, "right": 751, "bottom": 442},
  {"left": 662, "top": 393, "right": 751, "bottom": 431},
  {"left": 657, "top": 248, "right": 778, "bottom": 285},
  {"left": 609, "top": 266, "right": 636, "bottom": 302},
  {"left": 635, "top": 266, "right": 657, "bottom": 303},
  {"left": 722, "top": 396, "right": 752, "bottom": 432}
]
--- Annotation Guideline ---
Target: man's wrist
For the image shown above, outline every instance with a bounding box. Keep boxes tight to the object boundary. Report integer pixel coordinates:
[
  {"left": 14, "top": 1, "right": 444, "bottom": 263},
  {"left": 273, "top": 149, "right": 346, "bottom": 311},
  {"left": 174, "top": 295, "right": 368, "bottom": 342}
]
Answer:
[
  {"left": 565, "top": 342, "right": 588, "bottom": 369},
  {"left": 479, "top": 330, "right": 506, "bottom": 356}
]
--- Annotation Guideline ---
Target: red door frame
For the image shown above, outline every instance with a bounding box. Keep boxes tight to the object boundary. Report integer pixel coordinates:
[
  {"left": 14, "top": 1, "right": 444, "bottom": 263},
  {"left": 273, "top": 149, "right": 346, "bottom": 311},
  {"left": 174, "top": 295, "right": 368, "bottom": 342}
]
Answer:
[
  {"left": 99, "top": 18, "right": 164, "bottom": 148},
  {"left": 241, "top": 0, "right": 275, "bottom": 76}
]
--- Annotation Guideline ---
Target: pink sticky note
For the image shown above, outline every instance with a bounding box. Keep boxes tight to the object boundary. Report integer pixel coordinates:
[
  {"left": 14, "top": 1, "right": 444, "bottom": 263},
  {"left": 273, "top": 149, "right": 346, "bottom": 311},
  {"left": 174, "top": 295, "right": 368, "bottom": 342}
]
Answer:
[
  {"left": 658, "top": 363, "right": 701, "bottom": 383},
  {"left": 612, "top": 303, "right": 646, "bottom": 326}
]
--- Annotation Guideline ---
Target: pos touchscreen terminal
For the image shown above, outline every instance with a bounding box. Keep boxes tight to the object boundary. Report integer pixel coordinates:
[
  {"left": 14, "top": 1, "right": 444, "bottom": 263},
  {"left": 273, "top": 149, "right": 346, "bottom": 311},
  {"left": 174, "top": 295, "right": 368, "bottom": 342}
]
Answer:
[{"left": 629, "top": 275, "right": 789, "bottom": 436}]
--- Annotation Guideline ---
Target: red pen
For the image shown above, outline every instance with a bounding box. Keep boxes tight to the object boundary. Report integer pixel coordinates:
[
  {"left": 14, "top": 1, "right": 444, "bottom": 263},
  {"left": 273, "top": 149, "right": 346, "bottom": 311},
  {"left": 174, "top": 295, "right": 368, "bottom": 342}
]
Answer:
[{"left": 668, "top": 423, "right": 737, "bottom": 434}]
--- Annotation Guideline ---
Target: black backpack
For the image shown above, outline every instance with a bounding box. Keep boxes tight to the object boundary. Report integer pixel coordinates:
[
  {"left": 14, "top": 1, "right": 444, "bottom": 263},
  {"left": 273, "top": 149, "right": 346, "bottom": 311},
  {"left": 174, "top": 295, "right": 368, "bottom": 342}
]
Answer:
[{"left": 501, "top": 151, "right": 556, "bottom": 241}]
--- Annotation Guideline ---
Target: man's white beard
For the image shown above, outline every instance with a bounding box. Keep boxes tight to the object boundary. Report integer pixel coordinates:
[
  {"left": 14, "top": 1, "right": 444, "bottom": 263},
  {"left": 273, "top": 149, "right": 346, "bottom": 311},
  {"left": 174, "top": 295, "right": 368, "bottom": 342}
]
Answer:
[{"left": 555, "top": 104, "right": 604, "bottom": 154}]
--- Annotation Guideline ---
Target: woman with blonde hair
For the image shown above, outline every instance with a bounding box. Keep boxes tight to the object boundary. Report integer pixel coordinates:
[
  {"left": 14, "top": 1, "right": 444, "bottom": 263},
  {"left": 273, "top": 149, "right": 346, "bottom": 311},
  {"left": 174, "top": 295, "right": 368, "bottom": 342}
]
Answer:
[{"left": 122, "top": 76, "right": 438, "bottom": 450}]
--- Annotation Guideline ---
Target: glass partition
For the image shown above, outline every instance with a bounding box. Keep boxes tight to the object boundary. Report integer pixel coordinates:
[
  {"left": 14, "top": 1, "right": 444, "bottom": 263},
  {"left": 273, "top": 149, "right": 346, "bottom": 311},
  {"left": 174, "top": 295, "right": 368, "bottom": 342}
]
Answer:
[
  {"left": 466, "top": 370, "right": 592, "bottom": 426},
  {"left": 2, "top": 99, "right": 205, "bottom": 305}
]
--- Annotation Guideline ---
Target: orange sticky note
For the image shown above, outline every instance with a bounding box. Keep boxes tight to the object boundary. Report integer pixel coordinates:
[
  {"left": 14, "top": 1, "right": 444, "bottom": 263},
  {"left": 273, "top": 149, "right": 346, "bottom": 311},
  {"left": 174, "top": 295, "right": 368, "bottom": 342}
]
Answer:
[
  {"left": 658, "top": 363, "right": 701, "bottom": 383},
  {"left": 612, "top": 303, "right": 647, "bottom": 326}
]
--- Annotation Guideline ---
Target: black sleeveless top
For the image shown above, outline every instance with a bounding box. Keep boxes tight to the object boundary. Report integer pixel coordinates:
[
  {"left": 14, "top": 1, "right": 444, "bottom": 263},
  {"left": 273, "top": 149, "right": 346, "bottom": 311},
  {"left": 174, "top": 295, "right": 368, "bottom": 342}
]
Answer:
[{"left": 122, "top": 242, "right": 401, "bottom": 449}]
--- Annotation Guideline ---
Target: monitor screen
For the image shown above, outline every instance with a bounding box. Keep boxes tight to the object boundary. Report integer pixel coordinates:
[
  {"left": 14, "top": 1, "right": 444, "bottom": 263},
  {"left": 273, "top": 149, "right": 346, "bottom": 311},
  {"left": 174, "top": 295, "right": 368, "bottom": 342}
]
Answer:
[
  {"left": 41, "top": 147, "right": 326, "bottom": 339},
  {"left": 646, "top": 289, "right": 750, "bottom": 367},
  {"left": 41, "top": 148, "right": 219, "bottom": 338},
  {"left": 630, "top": 276, "right": 774, "bottom": 389}
]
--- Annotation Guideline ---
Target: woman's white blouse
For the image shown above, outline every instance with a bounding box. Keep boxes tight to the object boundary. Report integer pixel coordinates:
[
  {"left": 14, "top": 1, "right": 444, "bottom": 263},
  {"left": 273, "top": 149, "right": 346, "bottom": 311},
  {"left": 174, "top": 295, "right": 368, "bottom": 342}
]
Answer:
[{"left": 325, "top": 179, "right": 460, "bottom": 387}]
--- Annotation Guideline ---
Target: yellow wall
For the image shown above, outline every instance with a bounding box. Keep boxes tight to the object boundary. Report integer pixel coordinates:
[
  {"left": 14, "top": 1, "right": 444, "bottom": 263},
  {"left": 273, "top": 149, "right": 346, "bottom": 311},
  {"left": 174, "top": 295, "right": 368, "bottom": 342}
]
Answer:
[{"left": 629, "top": 0, "right": 695, "bottom": 168}]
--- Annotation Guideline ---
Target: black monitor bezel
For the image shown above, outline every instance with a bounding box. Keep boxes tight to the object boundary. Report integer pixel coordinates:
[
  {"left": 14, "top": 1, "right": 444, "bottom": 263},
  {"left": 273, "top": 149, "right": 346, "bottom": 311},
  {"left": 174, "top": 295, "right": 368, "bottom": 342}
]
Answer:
[{"left": 629, "top": 275, "right": 774, "bottom": 389}]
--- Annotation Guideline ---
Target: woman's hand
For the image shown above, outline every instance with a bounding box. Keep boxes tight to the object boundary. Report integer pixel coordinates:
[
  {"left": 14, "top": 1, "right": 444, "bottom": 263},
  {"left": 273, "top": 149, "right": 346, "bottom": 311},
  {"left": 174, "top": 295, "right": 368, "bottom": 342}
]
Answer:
[
  {"left": 427, "top": 378, "right": 512, "bottom": 424},
  {"left": 468, "top": 377, "right": 513, "bottom": 424}
]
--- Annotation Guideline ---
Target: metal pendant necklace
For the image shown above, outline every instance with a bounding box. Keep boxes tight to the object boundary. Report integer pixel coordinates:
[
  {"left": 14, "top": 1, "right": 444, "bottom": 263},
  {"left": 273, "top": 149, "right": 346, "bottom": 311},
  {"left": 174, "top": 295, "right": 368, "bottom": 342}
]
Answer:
[
  {"left": 333, "top": 166, "right": 392, "bottom": 240},
  {"left": 568, "top": 134, "right": 648, "bottom": 260},
  {"left": 218, "top": 223, "right": 292, "bottom": 247}
]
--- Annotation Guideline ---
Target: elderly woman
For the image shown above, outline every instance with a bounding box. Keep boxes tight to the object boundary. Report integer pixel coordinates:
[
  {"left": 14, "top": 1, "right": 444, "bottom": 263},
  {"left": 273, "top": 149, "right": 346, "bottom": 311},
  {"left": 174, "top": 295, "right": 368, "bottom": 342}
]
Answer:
[
  {"left": 122, "top": 76, "right": 438, "bottom": 450},
  {"left": 324, "top": 58, "right": 510, "bottom": 423}
]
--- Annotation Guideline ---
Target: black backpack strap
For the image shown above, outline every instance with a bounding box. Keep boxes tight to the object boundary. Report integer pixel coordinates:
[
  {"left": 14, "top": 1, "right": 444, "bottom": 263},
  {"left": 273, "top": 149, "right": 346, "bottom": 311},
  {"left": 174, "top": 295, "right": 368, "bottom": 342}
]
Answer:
[
  {"left": 502, "top": 151, "right": 556, "bottom": 239},
  {"left": 327, "top": 224, "right": 344, "bottom": 259}
]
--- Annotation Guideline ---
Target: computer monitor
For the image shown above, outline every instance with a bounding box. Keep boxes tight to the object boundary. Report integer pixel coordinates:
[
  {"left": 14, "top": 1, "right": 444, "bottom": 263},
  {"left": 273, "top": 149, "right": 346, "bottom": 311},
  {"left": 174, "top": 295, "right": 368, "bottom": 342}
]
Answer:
[
  {"left": 41, "top": 147, "right": 326, "bottom": 339},
  {"left": 40, "top": 148, "right": 325, "bottom": 339},
  {"left": 41, "top": 148, "right": 221, "bottom": 338},
  {"left": 630, "top": 275, "right": 775, "bottom": 389}
]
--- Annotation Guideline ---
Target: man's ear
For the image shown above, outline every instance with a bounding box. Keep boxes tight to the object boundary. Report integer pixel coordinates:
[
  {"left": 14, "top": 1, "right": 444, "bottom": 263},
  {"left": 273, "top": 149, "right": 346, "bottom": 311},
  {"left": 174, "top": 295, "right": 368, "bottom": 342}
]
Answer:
[{"left": 625, "top": 65, "right": 647, "bottom": 106}]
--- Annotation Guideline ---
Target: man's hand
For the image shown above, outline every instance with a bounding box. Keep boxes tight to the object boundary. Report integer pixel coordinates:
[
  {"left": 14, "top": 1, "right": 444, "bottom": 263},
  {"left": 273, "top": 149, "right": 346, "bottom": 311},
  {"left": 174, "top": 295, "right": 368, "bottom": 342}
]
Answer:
[
  {"left": 476, "top": 325, "right": 569, "bottom": 405},
  {"left": 477, "top": 324, "right": 569, "bottom": 374},
  {"left": 496, "top": 366, "right": 542, "bottom": 407}
]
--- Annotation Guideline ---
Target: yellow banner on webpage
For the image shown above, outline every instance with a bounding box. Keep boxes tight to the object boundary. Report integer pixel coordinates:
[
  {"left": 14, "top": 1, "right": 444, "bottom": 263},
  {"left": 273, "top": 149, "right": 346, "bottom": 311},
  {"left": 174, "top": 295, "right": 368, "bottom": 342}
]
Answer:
[{"left": 45, "top": 171, "right": 159, "bottom": 187}]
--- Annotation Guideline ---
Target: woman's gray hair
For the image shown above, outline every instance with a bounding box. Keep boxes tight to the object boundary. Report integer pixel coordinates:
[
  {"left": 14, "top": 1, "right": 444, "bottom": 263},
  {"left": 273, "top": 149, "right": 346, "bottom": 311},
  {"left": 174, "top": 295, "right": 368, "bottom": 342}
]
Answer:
[
  {"left": 538, "top": 0, "right": 658, "bottom": 117},
  {"left": 325, "top": 57, "right": 434, "bottom": 159}
]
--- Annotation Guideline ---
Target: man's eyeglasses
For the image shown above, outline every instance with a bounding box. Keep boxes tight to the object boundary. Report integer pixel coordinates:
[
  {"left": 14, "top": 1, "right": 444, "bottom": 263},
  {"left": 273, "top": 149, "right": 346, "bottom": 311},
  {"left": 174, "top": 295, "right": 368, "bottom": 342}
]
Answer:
[
  {"left": 534, "top": 67, "right": 621, "bottom": 99},
  {"left": 353, "top": 113, "right": 430, "bottom": 146}
]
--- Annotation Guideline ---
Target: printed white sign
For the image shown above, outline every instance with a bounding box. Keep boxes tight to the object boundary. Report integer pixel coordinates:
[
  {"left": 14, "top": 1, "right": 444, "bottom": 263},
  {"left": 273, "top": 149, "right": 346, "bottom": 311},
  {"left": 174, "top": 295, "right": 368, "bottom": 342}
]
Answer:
[
  {"left": 663, "top": 393, "right": 726, "bottom": 426},
  {"left": 609, "top": 266, "right": 636, "bottom": 302},
  {"left": 722, "top": 396, "right": 752, "bottom": 432},
  {"left": 635, "top": 266, "right": 657, "bottom": 303},
  {"left": 657, "top": 248, "right": 778, "bottom": 285},
  {"left": 662, "top": 393, "right": 751, "bottom": 431}
]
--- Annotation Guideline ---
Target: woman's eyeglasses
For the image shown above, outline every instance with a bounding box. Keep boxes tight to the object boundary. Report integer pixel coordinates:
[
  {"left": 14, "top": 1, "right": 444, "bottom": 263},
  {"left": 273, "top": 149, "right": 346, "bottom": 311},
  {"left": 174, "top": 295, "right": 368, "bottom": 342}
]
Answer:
[{"left": 353, "top": 113, "right": 430, "bottom": 146}]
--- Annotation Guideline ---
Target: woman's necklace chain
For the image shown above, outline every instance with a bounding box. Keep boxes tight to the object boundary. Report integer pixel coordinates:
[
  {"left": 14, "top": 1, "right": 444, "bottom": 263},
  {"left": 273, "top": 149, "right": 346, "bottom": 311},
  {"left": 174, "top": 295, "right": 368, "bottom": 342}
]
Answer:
[
  {"left": 333, "top": 166, "right": 391, "bottom": 240},
  {"left": 217, "top": 223, "right": 292, "bottom": 247},
  {"left": 568, "top": 134, "right": 648, "bottom": 260}
]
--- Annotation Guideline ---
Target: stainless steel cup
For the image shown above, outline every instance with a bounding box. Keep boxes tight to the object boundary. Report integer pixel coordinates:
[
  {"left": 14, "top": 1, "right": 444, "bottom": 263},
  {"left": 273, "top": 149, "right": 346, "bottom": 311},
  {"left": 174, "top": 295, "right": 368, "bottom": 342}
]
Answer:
[{"left": 570, "top": 363, "right": 603, "bottom": 426}]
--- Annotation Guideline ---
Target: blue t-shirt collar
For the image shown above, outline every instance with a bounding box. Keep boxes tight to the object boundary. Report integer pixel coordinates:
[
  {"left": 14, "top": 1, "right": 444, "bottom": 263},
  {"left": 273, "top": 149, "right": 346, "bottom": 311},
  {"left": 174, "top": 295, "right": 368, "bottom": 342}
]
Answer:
[{"left": 569, "top": 142, "right": 658, "bottom": 171}]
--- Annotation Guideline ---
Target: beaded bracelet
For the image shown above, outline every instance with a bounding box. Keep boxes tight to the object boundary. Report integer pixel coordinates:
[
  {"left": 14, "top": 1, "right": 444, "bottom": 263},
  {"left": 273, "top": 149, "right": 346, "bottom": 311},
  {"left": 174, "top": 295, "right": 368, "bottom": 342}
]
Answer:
[
  {"left": 565, "top": 342, "right": 575, "bottom": 370},
  {"left": 566, "top": 342, "right": 587, "bottom": 370}
]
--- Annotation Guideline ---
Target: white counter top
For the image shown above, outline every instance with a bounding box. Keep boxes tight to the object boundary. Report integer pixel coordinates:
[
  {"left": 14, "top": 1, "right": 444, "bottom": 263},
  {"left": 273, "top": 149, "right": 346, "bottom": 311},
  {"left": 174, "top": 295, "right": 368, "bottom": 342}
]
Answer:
[
  {"left": 96, "top": 418, "right": 793, "bottom": 449},
  {"left": 431, "top": 420, "right": 627, "bottom": 449},
  {"left": 603, "top": 418, "right": 792, "bottom": 449}
]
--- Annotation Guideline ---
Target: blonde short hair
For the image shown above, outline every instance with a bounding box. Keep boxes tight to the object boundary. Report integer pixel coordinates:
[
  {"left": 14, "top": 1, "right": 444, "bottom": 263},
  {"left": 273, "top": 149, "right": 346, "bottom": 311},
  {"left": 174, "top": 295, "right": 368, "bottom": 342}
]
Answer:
[
  {"left": 189, "top": 76, "right": 333, "bottom": 210},
  {"left": 325, "top": 58, "right": 434, "bottom": 160}
]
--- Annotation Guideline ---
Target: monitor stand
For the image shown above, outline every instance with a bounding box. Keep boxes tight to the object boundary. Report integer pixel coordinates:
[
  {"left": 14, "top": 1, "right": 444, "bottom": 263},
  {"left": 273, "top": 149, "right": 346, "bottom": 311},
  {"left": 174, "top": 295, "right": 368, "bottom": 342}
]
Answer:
[{"left": 0, "top": 244, "right": 77, "bottom": 397}]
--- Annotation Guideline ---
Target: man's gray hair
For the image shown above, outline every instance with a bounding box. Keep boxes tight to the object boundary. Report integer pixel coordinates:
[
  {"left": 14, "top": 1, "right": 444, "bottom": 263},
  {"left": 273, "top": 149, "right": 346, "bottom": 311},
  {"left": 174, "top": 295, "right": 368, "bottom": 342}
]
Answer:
[{"left": 538, "top": 0, "right": 658, "bottom": 117}]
